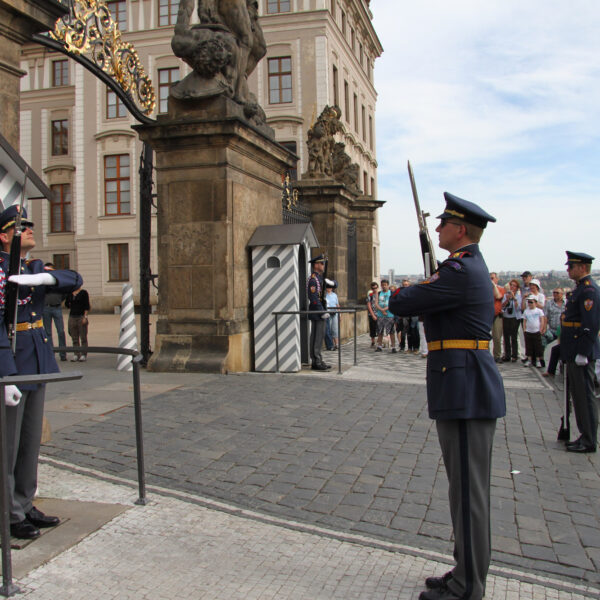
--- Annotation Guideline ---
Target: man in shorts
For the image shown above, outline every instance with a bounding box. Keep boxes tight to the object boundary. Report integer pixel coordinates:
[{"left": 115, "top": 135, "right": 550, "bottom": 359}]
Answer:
[{"left": 374, "top": 279, "right": 396, "bottom": 353}]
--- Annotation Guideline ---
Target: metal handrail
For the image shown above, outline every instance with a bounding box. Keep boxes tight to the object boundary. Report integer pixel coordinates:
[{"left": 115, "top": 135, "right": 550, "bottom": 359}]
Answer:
[
  {"left": 272, "top": 309, "right": 358, "bottom": 374},
  {"left": 0, "top": 371, "right": 82, "bottom": 598},
  {"left": 53, "top": 346, "right": 147, "bottom": 507}
]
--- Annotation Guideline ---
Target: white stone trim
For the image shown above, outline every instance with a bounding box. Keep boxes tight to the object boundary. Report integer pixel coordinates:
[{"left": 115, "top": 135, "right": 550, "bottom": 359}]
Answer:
[{"left": 75, "top": 64, "right": 86, "bottom": 237}]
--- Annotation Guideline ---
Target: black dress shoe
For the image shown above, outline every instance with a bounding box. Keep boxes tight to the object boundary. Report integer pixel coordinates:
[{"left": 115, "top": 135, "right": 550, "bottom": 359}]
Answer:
[
  {"left": 566, "top": 438, "right": 582, "bottom": 448},
  {"left": 26, "top": 506, "right": 60, "bottom": 528},
  {"left": 566, "top": 442, "right": 596, "bottom": 453},
  {"left": 10, "top": 519, "right": 40, "bottom": 539},
  {"left": 425, "top": 571, "right": 453, "bottom": 590},
  {"left": 311, "top": 363, "right": 330, "bottom": 371},
  {"left": 419, "top": 585, "right": 462, "bottom": 600}
]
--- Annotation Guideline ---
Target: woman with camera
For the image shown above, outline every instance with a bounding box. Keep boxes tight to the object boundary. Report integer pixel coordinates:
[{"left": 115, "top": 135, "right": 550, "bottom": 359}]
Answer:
[{"left": 502, "top": 278, "right": 522, "bottom": 361}]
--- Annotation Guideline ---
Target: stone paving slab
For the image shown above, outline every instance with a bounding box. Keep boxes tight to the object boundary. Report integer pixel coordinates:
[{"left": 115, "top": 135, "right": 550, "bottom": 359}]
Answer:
[
  {"left": 12, "top": 461, "right": 596, "bottom": 599},
  {"left": 41, "top": 343, "right": 600, "bottom": 590}
]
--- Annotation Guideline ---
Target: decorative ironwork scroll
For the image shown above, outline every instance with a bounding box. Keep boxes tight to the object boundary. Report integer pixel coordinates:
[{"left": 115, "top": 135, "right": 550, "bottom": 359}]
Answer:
[
  {"left": 282, "top": 172, "right": 299, "bottom": 211},
  {"left": 49, "top": 0, "right": 155, "bottom": 116}
]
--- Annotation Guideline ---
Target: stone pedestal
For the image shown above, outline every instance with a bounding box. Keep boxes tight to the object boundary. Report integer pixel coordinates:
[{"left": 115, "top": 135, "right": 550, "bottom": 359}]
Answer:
[
  {"left": 295, "top": 179, "right": 383, "bottom": 304},
  {"left": 295, "top": 178, "right": 383, "bottom": 341},
  {"left": 0, "top": 0, "right": 67, "bottom": 147},
  {"left": 135, "top": 96, "right": 294, "bottom": 373}
]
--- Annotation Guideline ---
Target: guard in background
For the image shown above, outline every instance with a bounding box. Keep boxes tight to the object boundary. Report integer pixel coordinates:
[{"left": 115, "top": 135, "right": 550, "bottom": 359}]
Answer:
[
  {"left": 0, "top": 205, "right": 83, "bottom": 539},
  {"left": 561, "top": 251, "right": 599, "bottom": 453},
  {"left": 389, "top": 193, "right": 505, "bottom": 600},
  {"left": 42, "top": 262, "right": 68, "bottom": 362},
  {"left": 307, "top": 254, "right": 331, "bottom": 371}
]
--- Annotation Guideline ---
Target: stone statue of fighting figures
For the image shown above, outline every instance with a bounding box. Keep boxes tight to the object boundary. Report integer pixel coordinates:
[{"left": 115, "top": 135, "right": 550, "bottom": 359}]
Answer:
[{"left": 170, "top": 0, "right": 268, "bottom": 127}]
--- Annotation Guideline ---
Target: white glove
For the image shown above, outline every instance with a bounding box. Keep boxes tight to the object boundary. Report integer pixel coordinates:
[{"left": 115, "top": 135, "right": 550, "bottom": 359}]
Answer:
[
  {"left": 575, "top": 354, "right": 589, "bottom": 366},
  {"left": 4, "top": 385, "right": 21, "bottom": 407},
  {"left": 9, "top": 273, "right": 56, "bottom": 287},
  {"left": 322, "top": 313, "right": 330, "bottom": 320}
]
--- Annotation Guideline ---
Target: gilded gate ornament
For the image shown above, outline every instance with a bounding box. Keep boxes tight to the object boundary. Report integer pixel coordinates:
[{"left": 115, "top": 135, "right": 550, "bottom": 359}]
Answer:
[{"left": 50, "top": 0, "right": 155, "bottom": 115}]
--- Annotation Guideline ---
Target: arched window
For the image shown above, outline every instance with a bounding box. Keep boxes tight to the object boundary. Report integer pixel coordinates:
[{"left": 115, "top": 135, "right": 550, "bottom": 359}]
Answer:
[{"left": 267, "top": 256, "right": 281, "bottom": 269}]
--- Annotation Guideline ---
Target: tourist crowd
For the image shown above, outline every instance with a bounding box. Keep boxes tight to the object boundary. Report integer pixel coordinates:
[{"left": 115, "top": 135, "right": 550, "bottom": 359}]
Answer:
[{"left": 366, "top": 270, "right": 571, "bottom": 372}]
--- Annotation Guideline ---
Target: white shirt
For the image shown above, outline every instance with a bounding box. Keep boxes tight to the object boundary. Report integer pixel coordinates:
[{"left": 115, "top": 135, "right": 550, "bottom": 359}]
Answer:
[{"left": 522, "top": 307, "right": 545, "bottom": 333}]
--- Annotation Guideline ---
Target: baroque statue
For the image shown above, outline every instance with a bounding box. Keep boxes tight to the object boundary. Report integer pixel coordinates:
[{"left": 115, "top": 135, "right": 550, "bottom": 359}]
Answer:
[
  {"left": 306, "top": 105, "right": 361, "bottom": 193},
  {"left": 170, "top": 0, "right": 267, "bottom": 126}
]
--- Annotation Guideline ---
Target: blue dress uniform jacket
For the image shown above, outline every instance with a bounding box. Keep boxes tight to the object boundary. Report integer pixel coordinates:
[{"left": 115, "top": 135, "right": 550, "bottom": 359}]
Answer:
[
  {"left": 389, "top": 244, "right": 506, "bottom": 420},
  {"left": 0, "top": 252, "right": 83, "bottom": 389},
  {"left": 307, "top": 272, "right": 325, "bottom": 321},
  {"left": 559, "top": 274, "right": 600, "bottom": 361}
]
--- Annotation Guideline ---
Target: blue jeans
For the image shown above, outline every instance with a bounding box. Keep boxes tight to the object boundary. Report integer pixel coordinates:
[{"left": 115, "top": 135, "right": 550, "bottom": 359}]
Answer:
[{"left": 43, "top": 306, "right": 66, "bottom": 359}]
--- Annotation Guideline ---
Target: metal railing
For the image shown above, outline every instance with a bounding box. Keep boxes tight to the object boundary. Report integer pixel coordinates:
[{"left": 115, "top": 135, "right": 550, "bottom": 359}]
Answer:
[
  {"left": 53, "top": 346, "right": 147, "bottom": 507},
  {"left": 0, "top": 371, "right": 82, "bottom": 598},
  {"left": 272, "top": 309, "right": 358, "bottom": 374}
]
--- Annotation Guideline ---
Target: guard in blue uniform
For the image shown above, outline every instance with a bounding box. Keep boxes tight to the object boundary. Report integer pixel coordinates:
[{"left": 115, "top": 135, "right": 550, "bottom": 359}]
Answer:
[
  {"left": 0, "top": 205, "right": 83, "bottom": 539},
  {"left": 560, "top": 251, "right": 599, "bottom": 453},
  {"left": 389, "top": 193, "right": 505, "bottom": 600},
  {"left": 307, "top": 254, "right": 331, "bottom": 371}
]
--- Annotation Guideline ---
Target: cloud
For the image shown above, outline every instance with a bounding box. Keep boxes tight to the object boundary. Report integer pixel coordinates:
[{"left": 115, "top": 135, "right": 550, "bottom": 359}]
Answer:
[{"left": 371, "top": 0, "right": 600, "bottom": 274}]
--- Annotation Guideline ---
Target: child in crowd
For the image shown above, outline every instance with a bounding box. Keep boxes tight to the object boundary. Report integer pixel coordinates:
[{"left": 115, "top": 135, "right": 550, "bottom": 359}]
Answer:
[{"left": 522, "top": 295, "right": 546, "bottom": 368}]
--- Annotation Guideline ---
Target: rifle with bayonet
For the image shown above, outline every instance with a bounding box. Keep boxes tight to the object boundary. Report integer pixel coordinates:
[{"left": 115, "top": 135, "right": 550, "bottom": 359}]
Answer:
[
  {"left": 407, "top": 160, "right": 437, "bottom": 278},
  {"left": 4, "top": 167, "right": 29, "bottom": 355}
]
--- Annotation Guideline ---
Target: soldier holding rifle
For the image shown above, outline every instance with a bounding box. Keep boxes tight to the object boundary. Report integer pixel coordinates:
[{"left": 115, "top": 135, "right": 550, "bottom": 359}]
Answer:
[
  {"left": 389, "top": 191, "right": 505, "bottom": 600},
  {"left": 0, "top": 205, "right": 82, "bottom": 539}
]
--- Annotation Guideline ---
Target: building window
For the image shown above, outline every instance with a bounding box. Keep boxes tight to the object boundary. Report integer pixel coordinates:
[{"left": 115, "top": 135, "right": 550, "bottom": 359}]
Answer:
[
  {"left": 361, "top": 105, "right": 366, "bottom": 142},
  {"left": 268, "top": 57, "right": 292, "bottom": 104},
  {"left": 51, "top": 119, "right": 69, "bottom": 156},
  {"left": 158, "top": 67, "right": 179, "bottom": 113},
  {"left": 280, "top": 141, "right": 297, "bottom": 181},
  {"left": 351, "top": 28, "right": 355, "bottom": 52},
  {"left": 369, "top": 115, "right": 373, "bottom": 149},
  {"left": 108, "top": 243, "right": 130, "bottom": 281},
  {"left": 52, "top": 60, "right": 69, "bottom": 87},
  {"left": 158, "top": 0, "right": 179, "bottom": 26},
  {"left": 104, "top": 154, "right": 131, "bottom": 215},
  {"left": 106, "top": 0, "right": 127, "bottom": 31},
  {"left": 332, "top": 65, "right": 339, "bottom": 106},
  {"left": 267, "top": 0, "right": 291, "bottom": 13},
  {"left": 331, "top": 0, "right": 335, "bottom": 18},
  {"left": 49, "top": 184, "right": 72, "bottom": 233},
  {"left": 363, "top": 171, "right": 368, "bottom": 195},
  {"left": 359, "top": 43, "right": 364, "bottom": 66},
  {"left": 341, "top": 11, "right": 346, "bottom": 37},
  {"left": 107, "top": 89, "right": 127, "bottom": 119},
  {"left": 353, "top": 93, "right": 358, "bottom": 132},
  {"left": 370, "top": 176, "right": 375, "bottom": 197},
  {"left": 53, "top": 254, "right": 70, "bottom": 270},
  {"left": 344, "top": 80, "right": 349, "bottom": 122}
]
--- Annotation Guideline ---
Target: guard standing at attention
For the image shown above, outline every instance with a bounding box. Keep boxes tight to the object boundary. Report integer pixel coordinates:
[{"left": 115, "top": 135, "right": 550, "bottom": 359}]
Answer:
[
  {"left": 307, "top": 254, "right": 331, "bottom": 371},
  {"left": 389, "top": 193, "right": 505, "bottom": 600},
  {"left": 560, "top": 251, "right": 599, "bottom": 453},
  {"left": 0, "top": 205, "right": 83, "bottom": 539}
]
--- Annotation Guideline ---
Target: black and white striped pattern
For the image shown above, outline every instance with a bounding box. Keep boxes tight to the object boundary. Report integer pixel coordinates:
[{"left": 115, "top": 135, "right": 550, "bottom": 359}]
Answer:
[
  {"left": 0, "top": 164, "right": 22, "bottom": 209},
  {"left": 252, "top": 244, "right": 301, "bottom": 372}
]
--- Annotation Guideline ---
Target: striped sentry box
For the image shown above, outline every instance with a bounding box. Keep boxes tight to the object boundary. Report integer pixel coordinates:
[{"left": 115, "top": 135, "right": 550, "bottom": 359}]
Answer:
[
  {"left": 252, "top": 244, "right": 301, "bottom": 372},
  {"left": 0, "top": 164, "right": 23, "bottom": 209}
]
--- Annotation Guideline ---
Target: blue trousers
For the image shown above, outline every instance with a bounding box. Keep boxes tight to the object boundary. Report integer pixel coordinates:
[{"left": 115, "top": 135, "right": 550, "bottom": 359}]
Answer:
[{"left": 43, "top": 305, "right": 67, "bottom": 359}]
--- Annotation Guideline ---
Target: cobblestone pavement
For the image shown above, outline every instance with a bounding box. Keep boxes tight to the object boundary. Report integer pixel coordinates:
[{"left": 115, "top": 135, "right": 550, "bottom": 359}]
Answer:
[
  {"left": 41, "top": 338, "right": 600, "bottom": 593},
  {"left": 18, "top": 461, "right": 596, "bottom": 599}
]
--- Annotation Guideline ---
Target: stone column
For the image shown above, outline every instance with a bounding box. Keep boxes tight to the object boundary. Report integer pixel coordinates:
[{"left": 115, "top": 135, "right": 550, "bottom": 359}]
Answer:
[
  {"left": 0, "top": 0, "right": 67, "bottom": 146},
  {"left": 135, "top": 96, "right": 294, "bottom": 373},
  {"left": 294, "top": 179, "right": 355, "bottom": 305},
  {"left": 351, "top": 196, "right": 385, "bottom": 296}
]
